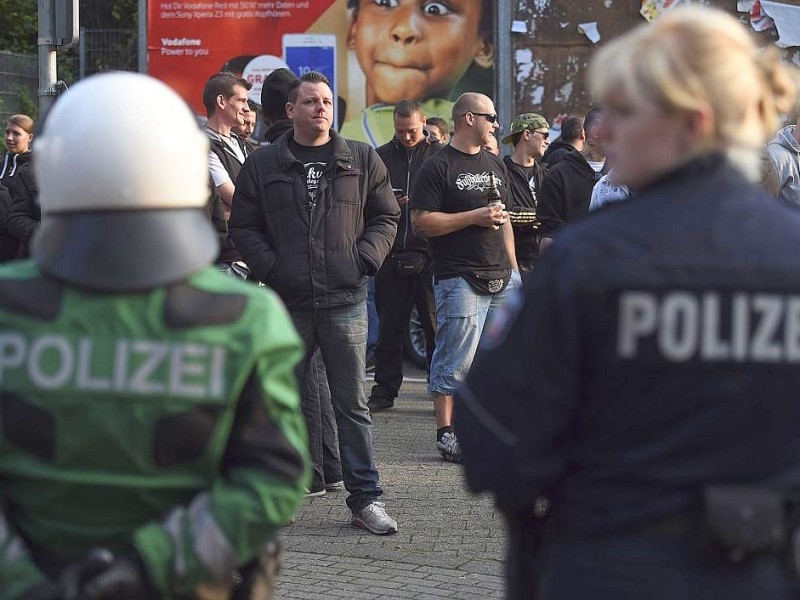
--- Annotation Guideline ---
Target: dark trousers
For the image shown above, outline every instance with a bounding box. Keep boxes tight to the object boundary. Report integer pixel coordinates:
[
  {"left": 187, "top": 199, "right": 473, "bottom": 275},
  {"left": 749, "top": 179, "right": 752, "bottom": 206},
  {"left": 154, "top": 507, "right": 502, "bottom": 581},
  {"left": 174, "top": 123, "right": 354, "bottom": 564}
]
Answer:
[
  {"left": 513, "top": 225, "right": 540, "bottom": 271},
  {"left": 301, "top": 349, "right": 342, "bottom": 491},
  {"left": 373, "top": 258, "right": 436, "bottom": 398},
  {"left": 532, "top": 535, "right": 799, "bottom": 600},
  {"left": 290, "top": 302, "right": 382, "bottom": 512}
]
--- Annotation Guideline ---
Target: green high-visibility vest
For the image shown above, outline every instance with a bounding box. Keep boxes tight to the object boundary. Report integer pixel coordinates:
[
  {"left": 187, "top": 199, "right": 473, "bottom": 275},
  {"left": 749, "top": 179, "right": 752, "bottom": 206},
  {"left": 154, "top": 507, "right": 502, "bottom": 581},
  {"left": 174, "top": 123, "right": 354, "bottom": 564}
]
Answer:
[{"left": 0, "top": 261, "right": 310, "bottom": 599}]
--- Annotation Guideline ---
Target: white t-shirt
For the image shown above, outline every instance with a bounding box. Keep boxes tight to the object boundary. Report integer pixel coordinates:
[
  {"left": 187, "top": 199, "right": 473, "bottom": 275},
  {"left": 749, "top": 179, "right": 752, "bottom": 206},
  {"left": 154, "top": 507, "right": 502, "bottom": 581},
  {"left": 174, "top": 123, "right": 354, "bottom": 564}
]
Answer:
[
  {"left": 206, "top": 128, "right": 246, "bottom": 187},
  {"left": 587, "top": 159, "right": 606, "bottom": 174},
  {"left": 589, "top": 171, "right": 630, "bottom": 211}
]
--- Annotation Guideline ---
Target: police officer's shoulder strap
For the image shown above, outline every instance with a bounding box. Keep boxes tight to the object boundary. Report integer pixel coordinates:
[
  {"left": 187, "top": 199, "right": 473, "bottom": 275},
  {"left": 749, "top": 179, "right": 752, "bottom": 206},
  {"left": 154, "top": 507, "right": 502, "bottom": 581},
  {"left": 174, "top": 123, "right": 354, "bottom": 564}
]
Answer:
[
  {"left": 0, "top": 275, "right": 63, "bottom": 320},
  {"left": 164, "top": 283, "right": 247, "bottom": 329}
]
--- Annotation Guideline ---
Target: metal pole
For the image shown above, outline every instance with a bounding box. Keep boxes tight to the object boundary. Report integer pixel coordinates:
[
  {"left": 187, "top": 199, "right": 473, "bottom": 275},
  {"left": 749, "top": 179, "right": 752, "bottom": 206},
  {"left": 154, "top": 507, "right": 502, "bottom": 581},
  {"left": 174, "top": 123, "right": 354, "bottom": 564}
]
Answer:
[
  {"left": 38, "top": 0, "right": 58, "bottom": 120},
  {"left": 138, "top": 0, "right": 148, "bottom": 73},
  {"left": 496, "top": 1, "right": 513, "bottom": 156},
  {"left": 79, "top": 27, "right": 86, "bottom": 80}
]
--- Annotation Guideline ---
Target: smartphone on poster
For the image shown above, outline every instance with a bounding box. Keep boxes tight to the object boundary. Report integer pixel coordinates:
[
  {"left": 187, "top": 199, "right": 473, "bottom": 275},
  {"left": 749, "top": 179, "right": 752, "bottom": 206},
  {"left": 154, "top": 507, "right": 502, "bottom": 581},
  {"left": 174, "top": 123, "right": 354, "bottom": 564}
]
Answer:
[{"left": 282, "top": 34, "right": 338, "bottom": 130}]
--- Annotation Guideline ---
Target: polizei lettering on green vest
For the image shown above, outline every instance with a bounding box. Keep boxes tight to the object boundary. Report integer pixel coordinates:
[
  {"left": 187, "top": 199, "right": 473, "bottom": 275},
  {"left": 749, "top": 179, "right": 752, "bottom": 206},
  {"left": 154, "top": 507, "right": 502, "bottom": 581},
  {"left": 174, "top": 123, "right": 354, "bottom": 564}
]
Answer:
[{"left": 0, "top": 333, "right": 227, "bottom": 398}]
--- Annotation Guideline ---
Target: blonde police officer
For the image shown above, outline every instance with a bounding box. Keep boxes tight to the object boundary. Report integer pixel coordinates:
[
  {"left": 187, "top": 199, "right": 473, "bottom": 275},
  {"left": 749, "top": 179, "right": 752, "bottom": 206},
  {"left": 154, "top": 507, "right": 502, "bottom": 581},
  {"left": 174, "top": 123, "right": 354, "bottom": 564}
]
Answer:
[{"left": 458, "top": 7, "right": 800, "bottom": 600}]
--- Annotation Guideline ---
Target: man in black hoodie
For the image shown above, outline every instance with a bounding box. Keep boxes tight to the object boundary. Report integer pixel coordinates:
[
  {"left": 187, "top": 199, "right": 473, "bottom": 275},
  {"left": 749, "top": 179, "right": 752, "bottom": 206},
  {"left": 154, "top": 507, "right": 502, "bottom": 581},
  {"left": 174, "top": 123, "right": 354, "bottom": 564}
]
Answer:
[
  {"left": 261, "top": 68, "right": 299, "bottom": 144},
  {"left": 368, "top": 100, "right": 441, "bottom": 411},
  {"left": 541, "top": 114, "right": 584, "bottom": 168},
  {"left": 538, "top": 107, "right": 606, "bottom": 252}
]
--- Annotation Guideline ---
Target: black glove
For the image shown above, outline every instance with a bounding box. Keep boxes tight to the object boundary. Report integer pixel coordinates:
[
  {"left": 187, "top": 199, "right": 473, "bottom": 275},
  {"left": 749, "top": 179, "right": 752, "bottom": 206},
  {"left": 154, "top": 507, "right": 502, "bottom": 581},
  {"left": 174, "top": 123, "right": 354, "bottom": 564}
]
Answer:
[
  {"left": 19, "top": 582, "right": 63, "bottom": 600},
  {"left": 55, "top": 547, "right": 157, "bottom": 600}
]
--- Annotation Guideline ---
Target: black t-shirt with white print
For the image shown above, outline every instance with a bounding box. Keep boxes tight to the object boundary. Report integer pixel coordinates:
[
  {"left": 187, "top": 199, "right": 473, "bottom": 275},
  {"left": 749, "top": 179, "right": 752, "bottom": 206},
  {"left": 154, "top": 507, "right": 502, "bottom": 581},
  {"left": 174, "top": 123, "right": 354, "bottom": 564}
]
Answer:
[
  {"left": 410, "top": 145, "right": 513, "bottom": 277},
  {"left": 290, "top": 138, "right": 334, "bottom": 209}
]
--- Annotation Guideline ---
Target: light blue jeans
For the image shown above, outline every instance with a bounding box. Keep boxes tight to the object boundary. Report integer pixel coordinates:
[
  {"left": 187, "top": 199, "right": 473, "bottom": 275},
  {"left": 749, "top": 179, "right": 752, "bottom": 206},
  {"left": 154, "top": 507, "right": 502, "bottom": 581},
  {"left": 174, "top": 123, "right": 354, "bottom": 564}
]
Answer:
[{"left": 428, "top": 271, "right": 521, "bottom": 396}]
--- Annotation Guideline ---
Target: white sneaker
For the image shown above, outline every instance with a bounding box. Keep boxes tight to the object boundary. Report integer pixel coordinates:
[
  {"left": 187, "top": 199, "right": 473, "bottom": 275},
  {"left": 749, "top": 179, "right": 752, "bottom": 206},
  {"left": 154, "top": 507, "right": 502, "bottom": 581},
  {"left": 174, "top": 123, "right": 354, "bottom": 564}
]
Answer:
[
  {"left": 303, "top": 486, "right": 326, "bottom": 498},
  {"left": 351, "top": 501, "right": 398, "bottom": 535}
]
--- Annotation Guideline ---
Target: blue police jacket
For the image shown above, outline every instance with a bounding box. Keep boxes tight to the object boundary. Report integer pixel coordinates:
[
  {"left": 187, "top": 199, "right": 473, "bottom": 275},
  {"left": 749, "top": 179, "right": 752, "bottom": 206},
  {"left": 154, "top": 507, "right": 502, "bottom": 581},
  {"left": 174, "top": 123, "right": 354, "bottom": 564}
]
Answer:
[{"left": 457, "top": 154, "right": 800, "bottom": 536}]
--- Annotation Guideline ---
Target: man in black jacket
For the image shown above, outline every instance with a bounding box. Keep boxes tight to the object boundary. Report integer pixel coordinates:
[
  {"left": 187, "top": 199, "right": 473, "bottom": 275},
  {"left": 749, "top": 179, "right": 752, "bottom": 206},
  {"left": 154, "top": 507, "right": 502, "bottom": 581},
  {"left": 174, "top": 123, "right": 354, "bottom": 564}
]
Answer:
[
  {"left": 230, "top": 71, "right": 400, "bottom": 535},
  {"left": 261, "top": 67, "right": 298, "bottom": 144},
  {"left": 261, "top": 66, "right": 344, "bottom": 498},
  {"left": 538, "top": 107, "right": 605, "bottom": 252},
  {"left": 541, "top": 114, "right": 584, "bottom": 168},
  {"left": 368, "top": 100, "right": 441, "bottom": 412}
]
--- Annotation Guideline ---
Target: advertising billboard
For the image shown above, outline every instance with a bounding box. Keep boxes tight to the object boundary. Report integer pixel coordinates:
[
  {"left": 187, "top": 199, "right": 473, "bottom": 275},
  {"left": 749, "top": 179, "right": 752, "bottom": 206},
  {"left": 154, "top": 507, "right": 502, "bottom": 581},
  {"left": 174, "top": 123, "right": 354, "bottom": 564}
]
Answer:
[{"left": 148, "top": 0, "right": 495, "bottom": 147}]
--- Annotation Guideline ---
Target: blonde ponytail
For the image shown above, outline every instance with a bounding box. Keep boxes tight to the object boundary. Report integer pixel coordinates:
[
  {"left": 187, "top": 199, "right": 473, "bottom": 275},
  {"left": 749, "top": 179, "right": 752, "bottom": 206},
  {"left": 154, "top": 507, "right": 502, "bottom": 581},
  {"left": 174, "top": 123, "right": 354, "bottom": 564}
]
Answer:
[{"left": 753, "top": 45, "right": 797, "bottom": 133}]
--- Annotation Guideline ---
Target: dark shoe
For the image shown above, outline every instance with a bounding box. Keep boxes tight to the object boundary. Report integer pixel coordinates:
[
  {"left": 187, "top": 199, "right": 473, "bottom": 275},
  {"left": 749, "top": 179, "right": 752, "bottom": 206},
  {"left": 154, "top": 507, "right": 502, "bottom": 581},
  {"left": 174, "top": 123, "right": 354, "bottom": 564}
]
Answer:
[
  {"left": 325, "top": 480, "right": 345, "bottom": 492},
  {"left": 367, "top": 395, "right": 394, "bottom": 412},
  {"left": 365, "top": 351, "right": 376, "bottom": 373},
  {"left": 437, "top": 431, "right": 463, "bottom": 463}
]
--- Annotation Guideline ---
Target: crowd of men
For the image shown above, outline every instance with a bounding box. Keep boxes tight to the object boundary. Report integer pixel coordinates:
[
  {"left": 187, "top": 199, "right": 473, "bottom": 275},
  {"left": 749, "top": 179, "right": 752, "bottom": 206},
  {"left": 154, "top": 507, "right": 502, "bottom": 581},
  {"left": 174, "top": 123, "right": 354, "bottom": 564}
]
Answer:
[
  {"left": 196, "top": 62, "right": 800, "bottom": 592},
  {"left": 193, "top": 57, "right": 638, "bottom": 544},
  {"left": 200, "top": 56, "right": 800, "bottom": 515},
  {"left": 2, "top": 52, "right": 800, "bottom": 597},
  {"left": 198, "top": 68, "right": 524, "bottom": 537}
]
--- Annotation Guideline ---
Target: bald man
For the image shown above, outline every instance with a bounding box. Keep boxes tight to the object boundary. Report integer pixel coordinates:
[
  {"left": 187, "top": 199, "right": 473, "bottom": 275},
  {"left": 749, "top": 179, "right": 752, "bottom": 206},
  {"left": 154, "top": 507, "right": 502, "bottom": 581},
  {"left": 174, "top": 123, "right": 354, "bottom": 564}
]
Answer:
[{"left": 410, "top": 93, "right": 520, "bottom": 463}]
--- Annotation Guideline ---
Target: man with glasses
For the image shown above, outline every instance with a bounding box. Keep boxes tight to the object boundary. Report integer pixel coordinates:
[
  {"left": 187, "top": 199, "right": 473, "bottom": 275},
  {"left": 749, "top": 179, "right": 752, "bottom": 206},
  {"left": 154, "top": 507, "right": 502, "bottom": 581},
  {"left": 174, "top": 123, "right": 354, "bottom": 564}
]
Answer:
[
  {"left": 501, "top": 113, "right": 551, "bottom": 271},
  {"left": 410, "top": 93, "right": 520, "bottom": 463}
]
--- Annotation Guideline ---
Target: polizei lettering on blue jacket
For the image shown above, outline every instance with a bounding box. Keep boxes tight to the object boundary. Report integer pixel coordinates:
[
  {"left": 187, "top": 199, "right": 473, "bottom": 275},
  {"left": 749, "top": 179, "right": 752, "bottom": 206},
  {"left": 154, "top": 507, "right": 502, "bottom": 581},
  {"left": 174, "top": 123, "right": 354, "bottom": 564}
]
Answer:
[
  {"left": 617, "top": 290, "right": 800, "bottom": 363},
  {"left": 0, "top": 334, "right": 227, "bottom": 398}
]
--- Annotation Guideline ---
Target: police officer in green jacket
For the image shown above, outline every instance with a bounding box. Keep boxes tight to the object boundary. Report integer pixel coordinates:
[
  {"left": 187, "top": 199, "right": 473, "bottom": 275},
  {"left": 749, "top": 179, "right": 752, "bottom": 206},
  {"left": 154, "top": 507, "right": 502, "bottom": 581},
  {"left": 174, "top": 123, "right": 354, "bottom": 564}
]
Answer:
[{"left": 0, "top": 72, "right": 310, "bottom": 600}]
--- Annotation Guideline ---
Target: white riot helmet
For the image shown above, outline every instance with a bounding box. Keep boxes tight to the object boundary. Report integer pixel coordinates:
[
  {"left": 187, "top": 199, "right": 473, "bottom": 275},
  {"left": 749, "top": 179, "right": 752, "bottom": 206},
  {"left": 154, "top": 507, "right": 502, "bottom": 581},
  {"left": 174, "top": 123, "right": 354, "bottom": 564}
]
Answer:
[{"left": 33, "top": 71, "right": 218, "bottom": 291}]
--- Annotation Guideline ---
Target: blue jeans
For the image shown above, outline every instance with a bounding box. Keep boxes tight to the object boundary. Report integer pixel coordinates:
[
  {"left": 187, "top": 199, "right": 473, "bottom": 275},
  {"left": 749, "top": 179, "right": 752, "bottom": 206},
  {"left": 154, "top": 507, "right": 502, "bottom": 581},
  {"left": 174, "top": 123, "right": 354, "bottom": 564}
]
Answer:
[
  {"left": 301, "top": 349, "right": 342, "bottom": 491},
  {"left": 367, "top": 277, "right": 379, "bottom": 354},
  {"left": 290, "top": 301, "right": 382, "bottom": 511},
  {"left": 428, "top": 271, "right": 521, "bottom": 396}
]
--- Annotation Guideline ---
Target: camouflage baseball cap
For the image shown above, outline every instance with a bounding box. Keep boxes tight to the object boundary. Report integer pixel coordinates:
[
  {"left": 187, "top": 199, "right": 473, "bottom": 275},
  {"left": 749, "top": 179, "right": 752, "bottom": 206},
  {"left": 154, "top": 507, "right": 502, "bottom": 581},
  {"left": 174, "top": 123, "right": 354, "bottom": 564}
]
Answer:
[{"left": 501, "top": 113, "right": 549, "bottom": 145}]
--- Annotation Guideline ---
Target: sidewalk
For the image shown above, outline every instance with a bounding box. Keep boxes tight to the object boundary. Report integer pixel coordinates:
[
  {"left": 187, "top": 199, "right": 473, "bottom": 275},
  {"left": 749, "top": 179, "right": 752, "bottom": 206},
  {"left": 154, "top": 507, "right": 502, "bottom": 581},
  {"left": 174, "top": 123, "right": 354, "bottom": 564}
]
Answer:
[{"left": 275, "top": 375, "right": 507, "bottom": 599}]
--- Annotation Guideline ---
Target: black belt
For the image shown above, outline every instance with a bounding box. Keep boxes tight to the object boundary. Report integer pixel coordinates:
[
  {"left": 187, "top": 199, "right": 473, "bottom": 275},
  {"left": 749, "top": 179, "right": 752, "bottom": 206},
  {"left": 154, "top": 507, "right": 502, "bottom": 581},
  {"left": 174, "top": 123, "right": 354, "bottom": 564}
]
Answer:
[
  {"left": 634, "top": 512, "right": 697, "bottom": 538},
  {"left": 433, "top": 273, "right": 460, "bottom": 284}
]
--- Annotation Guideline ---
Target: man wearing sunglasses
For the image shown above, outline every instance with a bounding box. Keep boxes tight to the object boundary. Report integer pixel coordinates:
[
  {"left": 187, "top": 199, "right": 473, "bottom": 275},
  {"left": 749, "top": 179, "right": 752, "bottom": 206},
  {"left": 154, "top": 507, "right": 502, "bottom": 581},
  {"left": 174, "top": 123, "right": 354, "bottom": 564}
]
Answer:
[
  {"left": 410, "top": 93, "right": 520, "bottom": 464},
  {"left": 501, "top": 113, "right": 551, "bottom": 271}
]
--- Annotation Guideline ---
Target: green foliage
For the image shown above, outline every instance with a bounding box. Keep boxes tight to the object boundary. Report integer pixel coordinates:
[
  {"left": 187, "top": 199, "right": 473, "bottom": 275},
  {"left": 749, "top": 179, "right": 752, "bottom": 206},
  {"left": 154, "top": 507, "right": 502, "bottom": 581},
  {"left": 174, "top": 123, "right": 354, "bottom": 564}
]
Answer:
[
  {"left": 16, "top": 87, "right": 39, "bottom": 121},
  {"left": 0, "top": 85, "right": 39, "bottom": 138},
  {"left": 111, "top": 0, "right": 139, "bottom": 24},
  {"left": 81, "top": 0, "right": 138, "bottom": 28},
  {"left": 0, "top": 1, "right": 139, "bottom": 57},
  {"left": 0, "top": 0, "right": 38, "bottom": 54},
  {"left": 0, "top": 0, "right": 139, "bottom": 128}
]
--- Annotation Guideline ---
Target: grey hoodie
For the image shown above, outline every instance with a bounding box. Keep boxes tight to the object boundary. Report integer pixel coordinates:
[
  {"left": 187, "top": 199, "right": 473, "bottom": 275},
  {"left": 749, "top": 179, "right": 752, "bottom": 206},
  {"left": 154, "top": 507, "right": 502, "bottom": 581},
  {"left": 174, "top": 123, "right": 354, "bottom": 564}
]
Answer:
[{"left": 766, "top": 125, "right": 800, "bottom": 207}]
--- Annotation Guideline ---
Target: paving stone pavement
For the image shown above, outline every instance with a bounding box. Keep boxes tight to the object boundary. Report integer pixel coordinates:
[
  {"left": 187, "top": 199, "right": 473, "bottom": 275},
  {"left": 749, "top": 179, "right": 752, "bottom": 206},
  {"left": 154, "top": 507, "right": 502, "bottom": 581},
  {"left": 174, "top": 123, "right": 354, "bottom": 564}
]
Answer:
[{"left": 275, "top": 374, "right": 507, "bottom": 599}]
